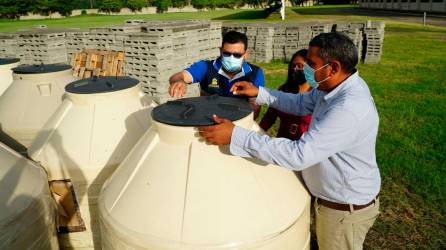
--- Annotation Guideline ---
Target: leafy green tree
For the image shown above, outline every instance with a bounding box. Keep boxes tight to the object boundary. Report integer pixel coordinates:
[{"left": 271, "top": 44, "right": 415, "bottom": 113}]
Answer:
[
  {"left": 217, "top": 0, "right": 243, "bottom": 8},
  {"left": 245, "top": 0, "right": 268, "bottom": 7},
  {"left": 99, "top": 0, "right": 122, "bottom": 13},
  {"left": 191, "top": 0, "right": 246, "bottom": 9},
  {"left": 127, "top": 0, "right": 146, "bottom": 11},
  {"left": 73, "top": 0, "right": 95, "bottom": 9},
  {"left": 190, "top": 0, "right": 208, "bottom": 9},
  {"left": 171, "top": 0, "right": 188, "bottom": 8},
  {"left": 0, "top": 0, "right": 75, "bottom": 18},
  {"left": 155, "top": 0, "right": 171, "bottom": 13},
  {"left": 145, "top": 0, "right": 156, "bottom": 6},
  {"left": 50, "top": 0, "right": 75, "bottom": 16},
  {"left": 0, "top": 0, "right": 20, "bottom": 18},
  {"left": 31, "top": 0, "right": 51, "bottom": 15}
]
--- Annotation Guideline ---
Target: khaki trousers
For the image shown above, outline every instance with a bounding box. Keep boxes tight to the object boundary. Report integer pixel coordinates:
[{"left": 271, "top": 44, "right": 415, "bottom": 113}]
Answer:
[{"left": 314, "top": 198, "right": 380, "bottom": 250}]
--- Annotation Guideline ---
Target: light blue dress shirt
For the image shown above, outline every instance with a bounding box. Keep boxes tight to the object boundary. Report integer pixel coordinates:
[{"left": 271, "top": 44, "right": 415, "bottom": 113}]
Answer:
[{"left": 230, "top": 71, "right": 381, "bottom": 205}]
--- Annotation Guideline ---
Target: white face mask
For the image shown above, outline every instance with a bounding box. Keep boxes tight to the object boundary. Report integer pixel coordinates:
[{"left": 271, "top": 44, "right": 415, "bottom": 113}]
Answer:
[{"left": 303, "top": 63, "right": 331, "bottom": 88}]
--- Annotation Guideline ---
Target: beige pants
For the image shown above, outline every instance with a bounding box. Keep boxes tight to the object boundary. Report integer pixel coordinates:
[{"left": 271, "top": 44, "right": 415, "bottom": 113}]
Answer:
[{"left": 314, "top": 198, "right": 380, "bottom": 250}]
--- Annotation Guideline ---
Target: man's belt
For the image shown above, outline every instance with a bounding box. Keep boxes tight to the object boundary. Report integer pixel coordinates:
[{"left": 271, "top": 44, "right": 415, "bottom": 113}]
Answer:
[{"left": 317, "top": 196, "right": 378, "bottom": 212}]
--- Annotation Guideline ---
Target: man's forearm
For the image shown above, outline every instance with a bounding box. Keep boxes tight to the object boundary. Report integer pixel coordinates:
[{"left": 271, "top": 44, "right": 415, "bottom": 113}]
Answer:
[
  {"left": 169, "top": 72, "right": 187, "bottom": 84},
  {"left": 256, "top": 87, "right": 315, "bottom": 116},
  {"left": 229, "top": 126, "right": 309, "bottom": 171},
  {"left": 248, "top": 98, "right": 261, "bottom": 120}
]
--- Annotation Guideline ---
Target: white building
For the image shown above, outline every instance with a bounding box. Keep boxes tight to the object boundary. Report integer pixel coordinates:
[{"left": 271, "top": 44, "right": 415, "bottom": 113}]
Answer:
[{"left": 359, "top": 0, "right": 446, "bottom": 13}]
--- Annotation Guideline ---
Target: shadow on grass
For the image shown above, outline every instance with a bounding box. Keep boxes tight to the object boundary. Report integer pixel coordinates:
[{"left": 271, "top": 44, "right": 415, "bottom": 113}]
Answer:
[
  {"left": 386, "top": 25, "right": 446, "bottom": 34},
  {"left": 291, "top": 6, "right": 361, "bottom": 16},
  {"left": 213, "top": 10, "right": 268, "bottom": 20}
]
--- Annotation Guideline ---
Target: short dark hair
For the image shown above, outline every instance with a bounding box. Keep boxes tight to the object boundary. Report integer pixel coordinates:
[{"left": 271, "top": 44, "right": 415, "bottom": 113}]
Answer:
[
  {"left": 222, "top": 31, "right": 248, "bottom": 51},
  {"left": 309, "top": 32, "right": 358, "bottom": 73},
  {"left": 290, "top": 49, "right": 308, "bottom": 63}
]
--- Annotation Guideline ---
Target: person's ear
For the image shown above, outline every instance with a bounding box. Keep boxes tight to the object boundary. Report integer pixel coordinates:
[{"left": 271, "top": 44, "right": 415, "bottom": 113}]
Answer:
[
  {"left": 330, "top": 60, "right": 342, "bottom": 76},
  {"left": 244, "top": 49, "right": 250, "bottom": 60}
]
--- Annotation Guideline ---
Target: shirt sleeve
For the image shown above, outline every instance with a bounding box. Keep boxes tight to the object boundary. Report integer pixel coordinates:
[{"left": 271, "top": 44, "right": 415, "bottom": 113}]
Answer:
[
  {"left": 256, "top": 86, "right": 319, "bottom": 116},
  {"left": 259, "top": 107, "right": 279, "bottom": 132},
  {"left": 252, "top": 68, "right": 265, "bottom": 87},
  {"left": 184, "top": 60, "right": 208, "bottom": 84},
  {"left": 230, "top": 107, "right": 359, "bottom": 171},
  {"left": 298, "top": 115, "right": 312, "bottom": 136}
]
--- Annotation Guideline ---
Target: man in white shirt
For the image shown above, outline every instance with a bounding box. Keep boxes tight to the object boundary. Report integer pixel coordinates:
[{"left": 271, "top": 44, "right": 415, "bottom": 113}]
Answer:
[{"left": 198, "top": 32, "right": 381, "bottom": 250}]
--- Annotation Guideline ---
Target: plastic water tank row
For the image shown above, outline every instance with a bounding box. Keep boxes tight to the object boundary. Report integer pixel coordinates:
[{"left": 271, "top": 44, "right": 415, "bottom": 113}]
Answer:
[
  {"left": 0, "top": 60, "right": 154, "bottom": 249},
  {"left": 0, "top": 58, "right": 20, "bottom": 97},
  {"left": 0, "top": 59, "right": 311, "bottom": 250}
]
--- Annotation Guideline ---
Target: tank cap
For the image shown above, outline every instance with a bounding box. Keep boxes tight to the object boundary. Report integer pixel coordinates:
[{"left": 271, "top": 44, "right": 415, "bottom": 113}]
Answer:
[
  {"left": 152, "top": 95, "right": 252, "bottom": 126},
  {"left": 0, "top": 58, "right": 19, "bottom": 65},
  {"left": 12, "top": 63, "right": 71, "bottom": 74},
  {"left": 66, "top": 76, "right": 139, "bottom": 94}
]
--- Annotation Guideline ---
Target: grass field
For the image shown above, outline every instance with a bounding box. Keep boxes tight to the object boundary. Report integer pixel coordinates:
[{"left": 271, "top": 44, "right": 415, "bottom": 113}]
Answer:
[{"left": 0, "top": 4, "right": 445, "bottom": 249}]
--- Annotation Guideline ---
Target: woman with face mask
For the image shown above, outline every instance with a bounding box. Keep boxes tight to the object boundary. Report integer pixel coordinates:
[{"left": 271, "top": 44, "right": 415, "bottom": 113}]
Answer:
[{"left": 259, "top": 49, "right": 312, "bottom": 140}]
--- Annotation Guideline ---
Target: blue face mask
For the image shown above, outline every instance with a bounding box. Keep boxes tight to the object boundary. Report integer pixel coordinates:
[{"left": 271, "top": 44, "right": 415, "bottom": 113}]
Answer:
[
  {"left": 303, "top": 63, "right": 331, "bottom": 88},
  {"left": 221, "top": 55, "right": 243, "bottom": 73}
]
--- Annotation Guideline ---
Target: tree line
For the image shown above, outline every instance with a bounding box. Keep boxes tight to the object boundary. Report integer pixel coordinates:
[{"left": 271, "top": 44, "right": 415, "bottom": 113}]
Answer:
[{"left": 0, "top": 0, "right": 353, "bottom": 19}]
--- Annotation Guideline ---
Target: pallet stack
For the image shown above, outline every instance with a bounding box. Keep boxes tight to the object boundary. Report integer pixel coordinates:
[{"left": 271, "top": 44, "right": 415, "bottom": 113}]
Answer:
[
  {"left": 0, "top": 33, "right": 18, "bottom": 58},
  {"left": 363, "top": 21, "right": 385, "bottom": 64},
  {"left": 70, "top": 49, "right": 125, "bottom": 79},
  {"left": 123, "top": 20, "right": 220, "bottom": 99},
  {"left": 283, "top": 23, "right": 312, "bottom": 61},
  {"left": 66, "top": 31, "right": 91, "bottom": 62},
  {"left": 252, "top": 25, "right": 275, "bottom": 63},
  {"left": 332, "top": 22, "right": 364, "bottom": 62},
  {"left": 222, "top": 23, "right": 274, "bottom": 62},
  {"left": 222, "top": 21, "right": 385, "bottom": 64},
  {"left": 16, "top": 29, "right": 68, "bottom": 64}
]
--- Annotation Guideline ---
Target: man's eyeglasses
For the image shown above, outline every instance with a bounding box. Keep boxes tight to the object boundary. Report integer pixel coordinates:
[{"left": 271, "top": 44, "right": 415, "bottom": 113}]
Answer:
[{"left": 222, "top": 52, "right": 244, "bottom": 59}]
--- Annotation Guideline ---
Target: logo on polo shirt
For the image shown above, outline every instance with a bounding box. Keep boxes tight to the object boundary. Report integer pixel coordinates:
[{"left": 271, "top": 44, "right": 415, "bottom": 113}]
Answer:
[{"left": 209, "top": 78, "right": 219, "bottom": 89}]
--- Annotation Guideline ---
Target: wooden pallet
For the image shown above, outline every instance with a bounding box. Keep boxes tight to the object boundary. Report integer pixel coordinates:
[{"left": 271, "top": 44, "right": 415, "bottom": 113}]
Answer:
[{"left": 71, "top": 49, "right": 125, "bottom": 79}]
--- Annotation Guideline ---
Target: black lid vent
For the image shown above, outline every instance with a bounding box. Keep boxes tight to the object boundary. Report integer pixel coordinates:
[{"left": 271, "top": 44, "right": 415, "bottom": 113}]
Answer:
[
  {"left": 12, "top": 63, "right": 71, "bottom": 74},
  {"left": 66, "top": 76, "right": 139, "bottom": 94},
  {"left": 152, "top": 95, "right": 252, "bottom": 126},
  {"left": 0, "top": 58, "right": 20, "bottom": 65}
]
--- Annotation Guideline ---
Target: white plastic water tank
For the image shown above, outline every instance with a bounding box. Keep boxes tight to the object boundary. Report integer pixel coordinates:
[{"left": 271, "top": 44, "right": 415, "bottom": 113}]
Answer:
[
  {"left": 0, "top": 58, "right": 20, "bottom": 97},
  {"left": 28, "top": 76, "right": 155, "bottom": 249},
  {"left": 99, "top": 96, "right": 311, "bottom": 250},
  {"left": 0, "top": 63, "right": 77, "bottom": 147},
  {"left": 0, "top": 142, "right": 59, "bottom": 250}
]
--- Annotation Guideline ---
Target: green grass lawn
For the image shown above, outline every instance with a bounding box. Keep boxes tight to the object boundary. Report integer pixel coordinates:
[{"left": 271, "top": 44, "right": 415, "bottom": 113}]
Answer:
[{"left": 0, "top": 4, "right": 445, "bottom": 249}]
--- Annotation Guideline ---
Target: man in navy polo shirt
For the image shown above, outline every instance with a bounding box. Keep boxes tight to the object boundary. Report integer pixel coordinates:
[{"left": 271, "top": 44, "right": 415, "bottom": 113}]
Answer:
[{"left": 168, "top": 31, "right": 265, "bottom": 118}]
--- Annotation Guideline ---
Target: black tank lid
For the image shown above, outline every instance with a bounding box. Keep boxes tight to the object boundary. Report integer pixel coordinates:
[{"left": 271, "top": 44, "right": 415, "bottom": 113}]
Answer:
[
  {"left": 66, "top": 76, "right": 139, "bottom": 94},
  {"left": 152, "top": 95, "right": 252, "bottom": 126},
  {"left": 12, "top": 63, "right": 71, "bottom": 74},
  {"left": 0, "top": 58, "right": 20, "bottom": 65}
]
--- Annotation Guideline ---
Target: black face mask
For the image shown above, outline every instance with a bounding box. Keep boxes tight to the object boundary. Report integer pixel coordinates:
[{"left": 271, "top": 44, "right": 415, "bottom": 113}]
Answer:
[{"left": 292, "top": 70, "right": 307, "bottom": 85}]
